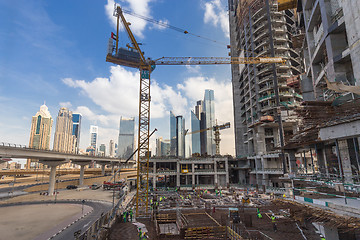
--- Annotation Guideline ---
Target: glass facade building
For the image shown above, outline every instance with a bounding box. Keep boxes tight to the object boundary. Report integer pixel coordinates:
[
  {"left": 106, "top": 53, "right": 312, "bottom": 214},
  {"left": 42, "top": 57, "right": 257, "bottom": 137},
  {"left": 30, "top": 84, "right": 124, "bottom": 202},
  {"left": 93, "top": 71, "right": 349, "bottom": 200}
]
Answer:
[
  {"left": 72, "top": 113, "right": 82, "bottom": 153},
  {"left": 90, "top": 125, "right": 98, "bottom": 153},
  {"left": 176, "top": 116, "right": 185, "bottom": 157},
  {"left": 203, "top": 89, "right": 216, "bottom": 155},
  {"left": 169, "top": 111, "right": 185, "bottom": 157},
  {"left": 170, "top": 111, "right": 177, "bottom": 156},
  {"left": 117, "top": 117, "right": 135, "bottom": 159},
  {"left": 191, "top": 110, "right": 201, "bottom": 155}
]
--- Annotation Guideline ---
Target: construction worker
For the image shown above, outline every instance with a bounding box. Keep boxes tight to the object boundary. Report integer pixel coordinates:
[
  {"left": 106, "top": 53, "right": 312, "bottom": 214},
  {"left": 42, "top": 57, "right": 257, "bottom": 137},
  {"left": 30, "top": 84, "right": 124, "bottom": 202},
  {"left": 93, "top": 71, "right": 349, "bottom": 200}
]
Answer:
[
  {"left": 138, "top": 228, "right": 142, "bottom": 240},
  {"left": 215, "top": 189, "right": 218, "bottom": 196},
  {"left": 320, "top": 234, "right": 325, "bottom": 240},
  {"left": 256, "top": 208, "right": 260, "bottom": 213},
  {"left": 129, "top": 209, "right": 133, "bottom": 222},
  {"left": 283, "top": 193, "right": 286, "bottom": 198},
  {"left": 271, "top": 214, "right": 276, "bottom": 223},
  {"left": 123, "top": 211, "right": 127, "bottom": 223},
  {"left": 257, "top": 212, "right": 262, "bottom": 219}
]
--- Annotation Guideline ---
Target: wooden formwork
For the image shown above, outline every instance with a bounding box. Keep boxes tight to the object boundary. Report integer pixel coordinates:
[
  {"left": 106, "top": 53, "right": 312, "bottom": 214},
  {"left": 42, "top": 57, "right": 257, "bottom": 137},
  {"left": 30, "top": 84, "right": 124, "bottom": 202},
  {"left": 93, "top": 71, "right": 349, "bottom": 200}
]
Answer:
[{"left": 184, "top": 226, "right": 226, "bottom": 239}]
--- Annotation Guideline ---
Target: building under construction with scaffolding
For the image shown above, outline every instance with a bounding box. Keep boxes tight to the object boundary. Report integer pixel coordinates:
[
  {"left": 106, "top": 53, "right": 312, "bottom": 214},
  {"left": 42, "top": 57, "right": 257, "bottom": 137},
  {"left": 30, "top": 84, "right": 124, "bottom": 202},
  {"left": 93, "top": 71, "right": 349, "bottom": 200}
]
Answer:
[
  {"left": 281, "top": 0, "right": 360, "bottom": 185},
  {"left": 228, "top": 0, "right": 302, "bottom": 186}
]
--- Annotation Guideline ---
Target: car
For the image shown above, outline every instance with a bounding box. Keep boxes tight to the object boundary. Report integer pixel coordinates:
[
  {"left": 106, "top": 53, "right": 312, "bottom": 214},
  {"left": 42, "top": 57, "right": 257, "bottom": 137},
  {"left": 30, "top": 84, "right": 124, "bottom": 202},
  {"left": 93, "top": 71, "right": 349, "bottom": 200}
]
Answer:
[
  {"left": 66, "top": 185, "right": 78, "bottom": 189},
  {"left": 91, "top": 183, "right": 101, "bottom": 190}
]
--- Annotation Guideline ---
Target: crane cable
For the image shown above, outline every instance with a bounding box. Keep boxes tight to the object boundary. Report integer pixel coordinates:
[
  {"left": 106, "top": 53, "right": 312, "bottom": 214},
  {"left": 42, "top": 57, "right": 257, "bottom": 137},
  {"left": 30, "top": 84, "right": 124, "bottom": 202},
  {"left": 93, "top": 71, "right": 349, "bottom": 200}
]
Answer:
[{"left": 121, "top": 8, "right": 256, "bottom": 56}]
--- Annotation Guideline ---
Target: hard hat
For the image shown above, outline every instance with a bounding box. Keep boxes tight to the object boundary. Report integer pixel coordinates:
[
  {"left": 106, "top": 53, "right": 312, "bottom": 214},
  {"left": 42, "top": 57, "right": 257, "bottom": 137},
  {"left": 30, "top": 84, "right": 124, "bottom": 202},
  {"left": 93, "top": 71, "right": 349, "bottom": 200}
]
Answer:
[{"left": 320, "top": 234, "right": 323, "bottom": 237}]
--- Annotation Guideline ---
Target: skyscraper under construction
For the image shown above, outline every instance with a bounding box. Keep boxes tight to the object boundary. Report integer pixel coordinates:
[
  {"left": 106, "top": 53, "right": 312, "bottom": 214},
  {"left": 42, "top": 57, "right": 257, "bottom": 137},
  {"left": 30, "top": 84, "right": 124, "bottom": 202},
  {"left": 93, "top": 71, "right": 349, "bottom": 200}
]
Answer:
[{"left": 228, "top": 0, "right": 302, "bottom": 185}]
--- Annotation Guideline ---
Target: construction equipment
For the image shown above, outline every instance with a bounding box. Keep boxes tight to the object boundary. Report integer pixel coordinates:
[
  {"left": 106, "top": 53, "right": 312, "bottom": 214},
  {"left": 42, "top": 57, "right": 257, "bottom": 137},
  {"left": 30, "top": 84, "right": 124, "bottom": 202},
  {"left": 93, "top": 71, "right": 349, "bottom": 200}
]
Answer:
[
  {"left": 229, "top": 208, "right": 240, "bottom": 223},
  {"left": 106, "top": 5, "right": 285, "bottom": 217},
  {"left": 185, "top": 122, "right": 230, "bottom": 155}
]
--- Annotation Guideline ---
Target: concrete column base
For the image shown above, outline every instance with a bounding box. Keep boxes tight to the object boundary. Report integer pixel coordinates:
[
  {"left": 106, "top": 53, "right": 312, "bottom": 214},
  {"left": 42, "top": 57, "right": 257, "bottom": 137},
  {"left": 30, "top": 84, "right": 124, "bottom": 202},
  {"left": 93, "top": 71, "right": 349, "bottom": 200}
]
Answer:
[{"left": 39, "top": 160, "right": 67, "bottom": 195}]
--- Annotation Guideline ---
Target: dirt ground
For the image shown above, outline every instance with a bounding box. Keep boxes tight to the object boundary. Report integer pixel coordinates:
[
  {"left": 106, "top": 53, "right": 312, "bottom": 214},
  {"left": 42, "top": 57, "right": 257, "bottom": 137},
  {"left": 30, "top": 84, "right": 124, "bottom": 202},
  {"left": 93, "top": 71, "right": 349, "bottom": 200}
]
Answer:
[{"left": 0, "top": 204, "right": 84, "bottom": 240}]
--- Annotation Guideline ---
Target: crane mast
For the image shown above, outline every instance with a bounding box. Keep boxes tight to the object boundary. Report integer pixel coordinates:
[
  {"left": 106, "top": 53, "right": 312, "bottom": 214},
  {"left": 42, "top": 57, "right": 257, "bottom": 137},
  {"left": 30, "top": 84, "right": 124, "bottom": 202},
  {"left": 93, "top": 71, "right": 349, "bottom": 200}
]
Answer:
[{"left": 106, "top": 5, "right": 285, "bottom": 217}]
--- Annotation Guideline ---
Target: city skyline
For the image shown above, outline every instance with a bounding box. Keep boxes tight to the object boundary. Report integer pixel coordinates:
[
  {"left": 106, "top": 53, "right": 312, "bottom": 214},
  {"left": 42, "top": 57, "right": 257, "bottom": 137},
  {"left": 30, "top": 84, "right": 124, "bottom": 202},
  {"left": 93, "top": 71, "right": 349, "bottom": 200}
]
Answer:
[{"left": 0, "top": 0, "right": 235, "bottom": 166}]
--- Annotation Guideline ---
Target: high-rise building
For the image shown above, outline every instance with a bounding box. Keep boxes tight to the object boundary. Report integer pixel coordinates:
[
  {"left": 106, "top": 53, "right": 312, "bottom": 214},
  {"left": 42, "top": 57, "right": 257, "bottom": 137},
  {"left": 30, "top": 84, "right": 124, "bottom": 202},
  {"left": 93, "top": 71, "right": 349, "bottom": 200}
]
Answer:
[
  {"left": 53, "top": 107, "right": 74, "bottom": 153},
  {"left": 27, "top": 104, "right": 53, "bottom": 168},
  {"left": 72, "top": 113, "right": 82, "bottom": 154},
  {"left": 191, "top": 110, "right": 201, "bottom": 155},
  {"left": 99, "top": 143, "right": 106, "bottom": 156},
  {"left": 156, "top": 137, "right": 171, "bottom": 157},
  {"left": 176, "top": 116, "right": 185, "bottom": 157},
  {"left": 90, "top": 125, "right": 98, "bottom": 152},
  {"left": 191, "top": 91, "right": 216, "bottom": 156},
  {"left": 109, "top": 140, "right": 115, "bottom": 157},
  {"left": 117, "top": 117, "right": 135, "bottom": 159},
  {"left": 86, "top": 146, "right": 96, "bottom": 156},
  {"left": 169, "top": 111, "right": 186, "bottom": 157},
  {"left": 228, "top": 0, "right": 302, "bottom": 185},
  {"left": 203, "top": 89, "right": 216, "bottom": 155},
  {"left": 170, "top": 111, "right": 177, "bottom": 156}
]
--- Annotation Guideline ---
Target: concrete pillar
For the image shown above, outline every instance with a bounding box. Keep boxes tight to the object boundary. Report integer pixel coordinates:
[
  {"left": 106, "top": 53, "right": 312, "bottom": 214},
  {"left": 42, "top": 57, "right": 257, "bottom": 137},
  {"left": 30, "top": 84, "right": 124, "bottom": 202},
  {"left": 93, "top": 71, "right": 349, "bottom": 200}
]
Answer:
[
  {"left": 176, "top": 162, "right": 180, "bottom": 187},
  {"left": 72, "top": 161, "right": 91, "bottom": 186},
  {"left": 101, "top": 164, "right": 106, "bottom": 176},
  {"left": 322, "top": 148, "right": 330, "bottom": 177},
  {"left": 153, "top": 176, "right": 156, "bottom": 189},
  {"left": 337, "top": 139, "right": 354, "bottom": 183},
  {"left": 49, "top": 165, "right": 57, "bottom": 195},
  {"left": 214, "top": 159, "right": 218, "bottom": 186},
  {"left": 192, "top": 163, "right": 195, "bottom": 187},
  {"left": 111, "top": 164, "right": 115, "bottom": 176},
  {"left": 39, "top": 160, "right": 66, "bottom": 196},
  {"left": 261, "top": 156, "right": 265, "bottom": 186},
  {"left": 225, "top": 158, "right": 229, "bottom": 186},
  {"left": 288, "top": 150, "right": 297, "bottom": 175},
  {"left": 303, "top": 151, "right": 308, "bottom": 174},
  {"left": 79, "top": 165, "right": 85, "bottom": 186}
]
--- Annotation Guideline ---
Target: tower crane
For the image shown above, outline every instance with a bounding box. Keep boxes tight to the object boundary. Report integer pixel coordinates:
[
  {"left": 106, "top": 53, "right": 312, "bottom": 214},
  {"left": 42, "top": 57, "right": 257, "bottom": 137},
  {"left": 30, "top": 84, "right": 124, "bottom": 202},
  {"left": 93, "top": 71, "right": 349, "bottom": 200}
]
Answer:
[
  {"left": 106, "top": 5, "right": 285, "bottom": 217},
  {"left": 185, "top": 122, "right": 231, "bottom": 156}
]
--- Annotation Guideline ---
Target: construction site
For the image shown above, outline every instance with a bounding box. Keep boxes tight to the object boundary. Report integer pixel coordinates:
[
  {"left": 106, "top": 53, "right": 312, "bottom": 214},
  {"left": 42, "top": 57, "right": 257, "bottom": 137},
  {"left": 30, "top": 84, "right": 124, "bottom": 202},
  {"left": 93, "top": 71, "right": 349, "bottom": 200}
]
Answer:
[
  {"left": 4, "top": 0, "right": 360, "bottom": 239},
  {"left": 108, "top": 185, "right": 360, "bottom": 240},
  {"left": 101, "top": 0, "right": 360, "bottom": 239}
]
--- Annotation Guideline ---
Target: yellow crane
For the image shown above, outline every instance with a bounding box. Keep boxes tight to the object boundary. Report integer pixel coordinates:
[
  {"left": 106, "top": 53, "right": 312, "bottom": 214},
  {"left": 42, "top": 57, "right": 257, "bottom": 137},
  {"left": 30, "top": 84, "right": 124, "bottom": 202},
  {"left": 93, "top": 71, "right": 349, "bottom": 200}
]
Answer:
[
  {"left": 106, "top": 5, "right": 285, "bottom": 217},
  {"left": 185, "top": 122, "right": 231, "bottom": 156}
]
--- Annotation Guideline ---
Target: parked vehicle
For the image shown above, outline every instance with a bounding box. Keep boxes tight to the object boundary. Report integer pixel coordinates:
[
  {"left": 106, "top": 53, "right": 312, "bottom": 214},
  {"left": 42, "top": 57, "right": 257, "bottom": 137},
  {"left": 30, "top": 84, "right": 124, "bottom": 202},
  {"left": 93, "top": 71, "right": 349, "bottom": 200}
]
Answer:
[
  {"left": 66, "top": 185, "right": 78, "bottom": 189},
  {"left": 91, "top": 183, "right": 101, "bottom": 190}
]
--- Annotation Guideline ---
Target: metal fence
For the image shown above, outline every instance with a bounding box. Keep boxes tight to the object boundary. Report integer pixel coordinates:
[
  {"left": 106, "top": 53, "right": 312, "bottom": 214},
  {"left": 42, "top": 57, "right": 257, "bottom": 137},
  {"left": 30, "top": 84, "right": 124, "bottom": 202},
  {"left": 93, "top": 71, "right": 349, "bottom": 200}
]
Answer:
[{"left": 77, "top": 194, "right": 128, "bottom": 240}]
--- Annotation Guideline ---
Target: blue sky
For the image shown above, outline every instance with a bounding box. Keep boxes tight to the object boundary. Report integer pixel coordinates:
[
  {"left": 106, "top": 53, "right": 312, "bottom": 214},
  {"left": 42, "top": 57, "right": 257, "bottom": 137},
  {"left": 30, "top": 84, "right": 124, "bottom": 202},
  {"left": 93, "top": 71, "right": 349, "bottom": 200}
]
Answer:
[{"left": 0, "top": 0, "right": 235, "bottom": 160}]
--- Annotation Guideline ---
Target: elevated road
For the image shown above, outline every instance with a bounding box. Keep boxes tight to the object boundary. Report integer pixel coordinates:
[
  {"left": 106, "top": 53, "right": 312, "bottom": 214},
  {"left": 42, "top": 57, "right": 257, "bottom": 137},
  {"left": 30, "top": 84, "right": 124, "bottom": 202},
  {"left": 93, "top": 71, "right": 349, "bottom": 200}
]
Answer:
[
  {"left": 0, "top": 144, "right": 136, "bottom": 195},
  {"left": 0, "top": 168, "right": 136, "bottom": 176},
  {"left": 0, "top": 144, "right": 134, "bottom": 164}
]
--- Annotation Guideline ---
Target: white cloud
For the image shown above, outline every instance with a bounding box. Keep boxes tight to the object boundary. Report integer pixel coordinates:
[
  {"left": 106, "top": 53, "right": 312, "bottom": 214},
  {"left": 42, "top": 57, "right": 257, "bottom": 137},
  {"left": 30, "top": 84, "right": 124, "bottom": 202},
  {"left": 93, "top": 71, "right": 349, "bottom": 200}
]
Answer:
[
  {"left": 105, "top": 0, "right": 153, "bottom": 39},
  {"left": 74, "top": 106, "right": 118, "bottom": 127},
  {"left": 59, "top": 101, "right": 72, "bottom": 108},
  {"left": 62, "top": 65, "right": 187, "bottom": 120},
  {"left": 151, "top": 19, "right": 169, "bottom": 31},
  {"left": 203, "top": 0, "right": 229, "bottom": 38},
  {"left": 185, "top": 65, "right": 201, "bottom": 74}
]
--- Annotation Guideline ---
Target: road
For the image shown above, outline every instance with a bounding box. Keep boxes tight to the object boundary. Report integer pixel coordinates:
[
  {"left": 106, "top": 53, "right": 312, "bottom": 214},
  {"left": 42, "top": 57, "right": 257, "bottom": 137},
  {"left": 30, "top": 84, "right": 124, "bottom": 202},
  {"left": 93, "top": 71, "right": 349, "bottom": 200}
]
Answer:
[{"left": 52, "top": 200, "right": 113, "bottom": 240}]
